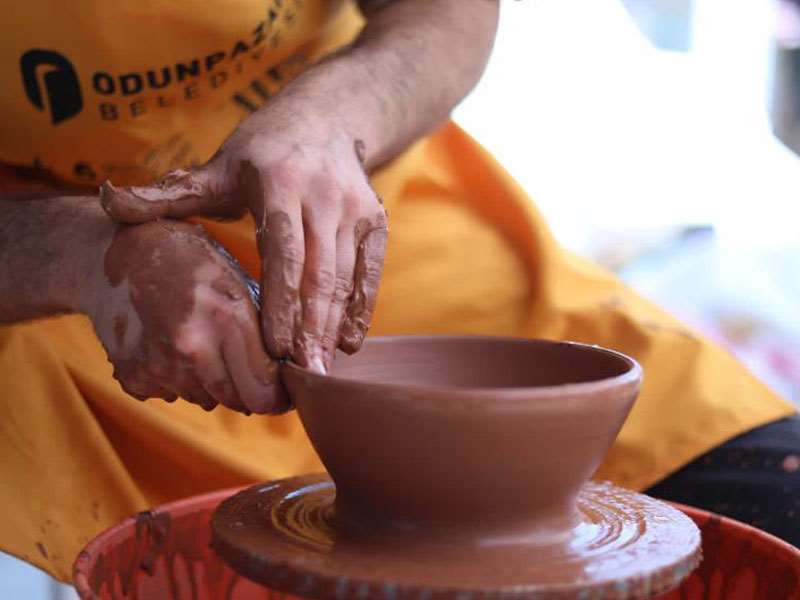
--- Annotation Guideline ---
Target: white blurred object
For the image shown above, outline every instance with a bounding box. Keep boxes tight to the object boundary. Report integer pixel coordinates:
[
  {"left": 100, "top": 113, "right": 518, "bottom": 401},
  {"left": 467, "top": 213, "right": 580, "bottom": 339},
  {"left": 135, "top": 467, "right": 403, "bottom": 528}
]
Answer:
[
  {"left": 619, "top": 0, "right": 694, "bottom": 51},
  {"left": 453, "top": 0, "right": 800, "bottom": 403},
  {"left": 0, "top": 551, "right": 78, "bottom": 600},
  {"left": 620, "top": 229, "right": 800, "bottom": 404},
  {"left": 771, "top": 0, "right": 800, "bottom": 157},
  {"left": 454, "top": 0, "right": 800, "bottom": 254},
  {"left": 775, "top": 0, "right": 800, "bottom": 49}
]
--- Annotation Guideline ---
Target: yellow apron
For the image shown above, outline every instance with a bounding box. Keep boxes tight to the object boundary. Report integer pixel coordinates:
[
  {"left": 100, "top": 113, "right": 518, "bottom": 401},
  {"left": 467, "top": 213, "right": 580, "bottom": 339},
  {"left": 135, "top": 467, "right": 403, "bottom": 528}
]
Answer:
[{"left": 0, "top": 0, "right": 793, "bottom": 582}]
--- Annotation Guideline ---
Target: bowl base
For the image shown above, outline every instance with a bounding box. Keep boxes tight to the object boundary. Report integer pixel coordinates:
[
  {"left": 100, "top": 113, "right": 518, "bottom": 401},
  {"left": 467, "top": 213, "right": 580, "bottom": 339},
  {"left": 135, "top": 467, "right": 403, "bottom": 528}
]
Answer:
[{"left": 211, "top": 475, "right": 701, "bottom": 600}]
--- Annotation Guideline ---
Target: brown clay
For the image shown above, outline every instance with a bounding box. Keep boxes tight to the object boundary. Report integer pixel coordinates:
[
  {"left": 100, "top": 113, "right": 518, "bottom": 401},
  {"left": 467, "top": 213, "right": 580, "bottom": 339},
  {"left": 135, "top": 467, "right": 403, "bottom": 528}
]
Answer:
[
  {"left": 212, "top": 475, "right": 701, "bottom": 599},
  {"left": 211, "top": 337, "right": 700, "bottom": 598},
  {"left": 100, "top": 137, "right": 389, "bottom": 375},
  {"left": 284, "top": 336, "right": 641, "bottom": 536},
  {"left": 100, "top": 219, "right": 283, "bottom": 413},
  {"left": 77, "top": 483, "right": 800, "bottom": 600}
]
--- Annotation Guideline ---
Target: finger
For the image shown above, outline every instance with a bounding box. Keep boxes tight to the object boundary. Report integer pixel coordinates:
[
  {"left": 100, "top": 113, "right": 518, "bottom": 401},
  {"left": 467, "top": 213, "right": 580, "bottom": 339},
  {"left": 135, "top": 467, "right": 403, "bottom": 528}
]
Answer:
[
  {"left": 209, "top": 227, "right": 287, "bottom": 414},
  {"left": 237, "top": 164, "right": 305, "bottom": 359},
  {"left": 194, "top": 346, "right": 249, "bottom": 414},
  {"left": 294, "top": 212, "right": 338, "bottom": 373},
  {"left": 118, "top": 374, "right": 176, "bottom": 403},
  {"left": 99, "top": 166, "right": 227, "bottom": 223},
  {"left": 340, "top": 216, "right": 388, "bottom": 354},
  {"left": 136, "top": 379, "right": 179, "bottom": 403},
  {"left": 202, "top": 375, "right": 247, "bottom": 414},
  {"left": 259, "top": 207, "right": 305, "bottom": 359},
  {"left": 113, "top": 361, "right": 168, "bottom": 401},
  {"left": 179, "top": 382, "right": 219, "bottom": 412},
  {"left": 118, "top": 379, "right": 164, "bottom": 402},
  {"left": 149, "top": 343, "right": 220, "bottom": 411},
  {"left": 221, "top": 311, "right": 288, "bottom": 414},
  {"left": 167, "top": 301, "right": 250, "bottom": 413},
  {"left": 158, "top": 389, "right": 179, "bottom": 403},
  {"left": 321, "top": 226, "right": 357, "bottom": 369},
  {"left": 137, "top": 371, "right": 179, "bottom": 403}
]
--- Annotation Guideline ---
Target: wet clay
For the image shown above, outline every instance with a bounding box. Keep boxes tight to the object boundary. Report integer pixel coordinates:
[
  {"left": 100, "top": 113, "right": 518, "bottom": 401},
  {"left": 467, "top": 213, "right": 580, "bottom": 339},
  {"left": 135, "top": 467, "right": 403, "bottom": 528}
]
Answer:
[
  {"left": 100, "top": 116, "right": 387, "bottom": 372},
  {"left": 283, "top": 337, "right": 641, "bottom": 535},
  {"left": 100, "top": 219, "right": 283, "bottom": 413},
  {"left": 100, "top": 172, "right": 237, "bottom": 223},
  {"left": 209, "top": 338, "right": 700, "bottom": 598},
  {"left": 237, "top": 159, "right": 388, "bottom": 372},
  {"left": 338, "top": 217, "right": 387, "bottom": 356},
  {"left": 211, "top": 475, "right": 701, "bottom": 599},
  {"left": 77, "top": 485, "right": 800, "bottom": 600},
  {"left": 100, "top": 129, "right": 388, "bottom": 374}
]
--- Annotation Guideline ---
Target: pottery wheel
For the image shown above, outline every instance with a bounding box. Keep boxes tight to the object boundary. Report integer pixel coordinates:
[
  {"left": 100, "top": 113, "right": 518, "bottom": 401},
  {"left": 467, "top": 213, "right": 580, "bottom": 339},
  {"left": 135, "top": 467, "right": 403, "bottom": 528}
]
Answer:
[{"left": 211, "top": 475, "right": 701, "bottom": 600}]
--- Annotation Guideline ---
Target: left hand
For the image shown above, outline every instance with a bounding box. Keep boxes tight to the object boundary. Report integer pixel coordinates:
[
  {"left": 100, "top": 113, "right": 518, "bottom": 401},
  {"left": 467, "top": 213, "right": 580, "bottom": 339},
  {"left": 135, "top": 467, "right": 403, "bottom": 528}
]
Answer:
[
  {"left": 100, "top": 104, "right": 388, "bottom": 373},
  {"left": 89, "top": 220, "right": 285, "bottom": 414}
]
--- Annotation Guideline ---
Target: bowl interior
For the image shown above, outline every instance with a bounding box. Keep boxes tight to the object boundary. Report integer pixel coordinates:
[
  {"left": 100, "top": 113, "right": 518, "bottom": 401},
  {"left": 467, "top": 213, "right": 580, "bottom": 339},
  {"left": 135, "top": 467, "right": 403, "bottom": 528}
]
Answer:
[{"left": 324, "top": 336, "right": 636, "bottom": 390}]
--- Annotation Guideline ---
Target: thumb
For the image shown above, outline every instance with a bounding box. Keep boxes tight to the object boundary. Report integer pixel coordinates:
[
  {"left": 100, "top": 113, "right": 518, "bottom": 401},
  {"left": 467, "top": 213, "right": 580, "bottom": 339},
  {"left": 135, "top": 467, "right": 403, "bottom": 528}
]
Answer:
[{"left": 100, "top": 167, "right": 222, "bottom": 223}]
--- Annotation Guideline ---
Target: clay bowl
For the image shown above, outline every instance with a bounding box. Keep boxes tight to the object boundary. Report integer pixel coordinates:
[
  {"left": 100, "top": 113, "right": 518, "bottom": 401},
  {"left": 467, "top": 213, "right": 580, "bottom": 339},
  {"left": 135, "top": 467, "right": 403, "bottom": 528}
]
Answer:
[{"left": 282, "top": 336, "right": 641, "bottom": 539}]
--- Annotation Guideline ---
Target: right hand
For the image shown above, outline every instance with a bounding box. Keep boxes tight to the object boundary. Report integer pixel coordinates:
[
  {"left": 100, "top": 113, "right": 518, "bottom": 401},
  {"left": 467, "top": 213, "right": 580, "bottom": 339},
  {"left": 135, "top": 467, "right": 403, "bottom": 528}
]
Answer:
[{"left": 88, "top": 219, "right": 284, "bottom": 415}]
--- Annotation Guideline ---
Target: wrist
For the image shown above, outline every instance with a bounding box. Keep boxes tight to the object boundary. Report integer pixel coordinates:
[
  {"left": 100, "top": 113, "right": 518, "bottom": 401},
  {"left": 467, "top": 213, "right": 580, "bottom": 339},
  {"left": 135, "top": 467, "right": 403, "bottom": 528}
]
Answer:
[
  {"left": 268, "top": 53, "right": 393, "bottom": 168},
  {"left": 53, "top": 196, "right": 117, "bottom": 317},
  {"left": 0, "top": 194, "right": 117, "bottom": 324}
]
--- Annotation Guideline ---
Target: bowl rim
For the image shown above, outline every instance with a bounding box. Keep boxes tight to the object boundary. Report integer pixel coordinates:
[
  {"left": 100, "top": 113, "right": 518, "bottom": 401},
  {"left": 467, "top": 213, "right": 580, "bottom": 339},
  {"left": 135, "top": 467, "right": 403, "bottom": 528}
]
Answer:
[{"left": 283, "top": 335, "right": 642, "bottom": 401}]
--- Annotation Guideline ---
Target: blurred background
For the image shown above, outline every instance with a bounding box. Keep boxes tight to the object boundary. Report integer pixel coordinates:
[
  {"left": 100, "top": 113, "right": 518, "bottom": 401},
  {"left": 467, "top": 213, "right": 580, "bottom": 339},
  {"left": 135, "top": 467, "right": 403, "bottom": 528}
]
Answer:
[
  {"left": 3, "top": 0, "right": 798, "bottom": 596},
  {"left": 454, "top": 0, "right": 800, "bottom": 406}
]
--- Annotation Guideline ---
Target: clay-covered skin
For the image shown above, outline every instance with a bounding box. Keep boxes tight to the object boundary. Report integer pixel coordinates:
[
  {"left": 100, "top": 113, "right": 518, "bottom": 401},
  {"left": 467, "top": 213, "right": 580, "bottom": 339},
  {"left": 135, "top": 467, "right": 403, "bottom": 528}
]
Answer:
[
  {"left": 92, "top": 0, "right": 502, "bottom": 375},
  {"left": 92, "top": 220, "right": 285, "bottom": 414},
  {"left": 100, "top": 120, "right": 388, "bottom": 374}
]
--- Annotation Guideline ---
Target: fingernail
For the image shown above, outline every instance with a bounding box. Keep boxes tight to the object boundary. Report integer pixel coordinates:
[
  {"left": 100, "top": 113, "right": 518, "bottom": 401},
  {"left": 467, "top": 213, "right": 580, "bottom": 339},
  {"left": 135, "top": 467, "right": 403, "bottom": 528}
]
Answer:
[
  {"left": 297, "top": 334, "right": 327, "bottom": 374},
  {"left": 275, "top": 339, "right": 294, "bottom": 358},
  {"left": 264, "top": 329, "right": 293, "bottom": 358},
  {"left": 99, "top": 181, "right": 115, "bottom": 211},
  {"left": 308, "top": 354, "right": 327, "bottom": 375},
  {"left": 322, "top": 350, "right": 335, "bottom": 373},
  {"left": 339, "top": 327, "right": 365, "bottom": 355}
]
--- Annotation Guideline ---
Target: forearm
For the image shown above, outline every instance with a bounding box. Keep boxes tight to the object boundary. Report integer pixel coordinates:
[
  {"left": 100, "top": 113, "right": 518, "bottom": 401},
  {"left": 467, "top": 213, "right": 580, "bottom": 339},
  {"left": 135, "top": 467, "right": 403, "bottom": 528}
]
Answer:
[
  {"left": 270, "top": 0, "right": 499, "bottom": 169},
  {"left": 0, "top": 194, "right": 113, "bottom": 323}
]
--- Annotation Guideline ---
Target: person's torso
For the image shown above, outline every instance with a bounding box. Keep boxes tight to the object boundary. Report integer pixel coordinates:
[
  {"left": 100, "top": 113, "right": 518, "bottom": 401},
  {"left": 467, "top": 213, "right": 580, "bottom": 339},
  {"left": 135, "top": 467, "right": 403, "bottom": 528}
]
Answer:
[{"left": 0, "top": 0, "right": 361, "bottom": 187}]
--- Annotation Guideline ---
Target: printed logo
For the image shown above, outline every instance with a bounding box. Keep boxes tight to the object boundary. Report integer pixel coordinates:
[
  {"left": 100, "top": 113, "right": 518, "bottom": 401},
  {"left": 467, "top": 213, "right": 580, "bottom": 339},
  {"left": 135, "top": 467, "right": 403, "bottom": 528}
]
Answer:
[{"left": 20, "top": 49, "right": 83, "bottom": 125}]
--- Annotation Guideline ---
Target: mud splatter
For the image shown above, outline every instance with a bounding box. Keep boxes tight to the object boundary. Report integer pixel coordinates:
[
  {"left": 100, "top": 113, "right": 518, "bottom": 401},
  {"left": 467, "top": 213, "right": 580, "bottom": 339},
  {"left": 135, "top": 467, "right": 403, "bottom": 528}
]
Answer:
[{"left": 36, "top": 542, "right": 48, "bottom": 559}]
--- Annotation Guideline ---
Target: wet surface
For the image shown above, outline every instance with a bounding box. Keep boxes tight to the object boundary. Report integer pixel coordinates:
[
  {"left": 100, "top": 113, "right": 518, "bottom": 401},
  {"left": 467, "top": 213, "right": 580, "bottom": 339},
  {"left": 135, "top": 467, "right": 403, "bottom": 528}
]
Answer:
[
  {"left": 74, "top": 483, "right": 800, "bottom": 600},
  {"left": 211, "top": 475, "right": 701, "bottom": 599}
]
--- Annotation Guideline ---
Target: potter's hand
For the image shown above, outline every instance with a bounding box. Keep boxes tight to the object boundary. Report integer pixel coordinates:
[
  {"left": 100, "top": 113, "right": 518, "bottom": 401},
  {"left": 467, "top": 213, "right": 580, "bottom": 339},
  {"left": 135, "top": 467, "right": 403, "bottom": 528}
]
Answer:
[
  {"left": 99, "top": 110, "right": 387, "bottom": 373},
  {"left": 89, "top": 220, "right": 285, "bottom": 414},
  {"left": 96, "top": 0, "right": 498, "bottom": 371}
]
